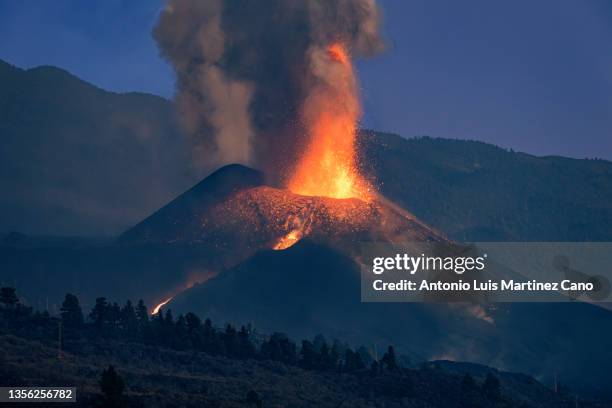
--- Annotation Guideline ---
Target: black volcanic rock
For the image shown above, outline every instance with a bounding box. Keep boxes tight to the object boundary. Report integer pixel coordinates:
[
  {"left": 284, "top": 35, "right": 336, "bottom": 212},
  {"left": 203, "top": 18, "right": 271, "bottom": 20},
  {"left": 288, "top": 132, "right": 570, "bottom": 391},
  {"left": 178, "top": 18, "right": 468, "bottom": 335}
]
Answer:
[
  {"left": 168, "top": 239, "right": 612, "bottom": 399},
  {"left": 118, "top": 161, "right": 446, "bottom": 256},
  {"left": 169, "top": 240, "right": 449, "bottom": 350},
  {"left": 119, "top": 164, "right": 265, "bottom": 243}
]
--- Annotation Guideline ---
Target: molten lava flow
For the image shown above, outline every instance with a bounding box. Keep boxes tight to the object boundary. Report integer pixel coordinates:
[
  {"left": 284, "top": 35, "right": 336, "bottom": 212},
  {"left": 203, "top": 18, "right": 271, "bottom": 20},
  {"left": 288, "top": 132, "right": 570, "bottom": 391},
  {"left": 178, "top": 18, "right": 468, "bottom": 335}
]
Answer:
[
  {"left": 288, "top": 43, "right": 371, "bottom": 201},
  {"left": 272, "top": 214, "right": 311, "bottom": 250},
  {"left": 152, "top": 297, "right": 173, "bottom": 315},
  {"left": 273, "top": 229, "right": 303, "bottom": 250}
]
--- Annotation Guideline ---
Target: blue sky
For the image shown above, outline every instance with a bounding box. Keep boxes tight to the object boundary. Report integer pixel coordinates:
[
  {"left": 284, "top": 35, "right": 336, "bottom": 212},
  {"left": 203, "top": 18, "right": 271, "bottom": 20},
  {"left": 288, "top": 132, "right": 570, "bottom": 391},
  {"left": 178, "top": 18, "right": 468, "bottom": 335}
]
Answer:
[{"left": 1, "top": 0, "right": 611, "bottom": 160}]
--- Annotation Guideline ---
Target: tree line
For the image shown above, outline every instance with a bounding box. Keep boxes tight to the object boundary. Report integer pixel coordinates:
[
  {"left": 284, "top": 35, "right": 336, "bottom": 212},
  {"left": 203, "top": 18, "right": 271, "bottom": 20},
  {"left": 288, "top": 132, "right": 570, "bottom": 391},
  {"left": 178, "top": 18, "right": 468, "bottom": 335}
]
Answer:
[
  {"left": 0, "top": 287, "right": 537, "bottom": 407},
  {"left": 0, "top": 288, "right": 400, "bottom": 375}
]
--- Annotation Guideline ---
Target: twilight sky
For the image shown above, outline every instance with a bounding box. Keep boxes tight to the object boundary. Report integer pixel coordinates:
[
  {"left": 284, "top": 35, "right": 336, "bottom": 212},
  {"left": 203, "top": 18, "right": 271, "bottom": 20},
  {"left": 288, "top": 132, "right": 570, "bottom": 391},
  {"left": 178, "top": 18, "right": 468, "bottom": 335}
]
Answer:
[{"left": 1, "top": 0, "right": 611, "bottom": 160}]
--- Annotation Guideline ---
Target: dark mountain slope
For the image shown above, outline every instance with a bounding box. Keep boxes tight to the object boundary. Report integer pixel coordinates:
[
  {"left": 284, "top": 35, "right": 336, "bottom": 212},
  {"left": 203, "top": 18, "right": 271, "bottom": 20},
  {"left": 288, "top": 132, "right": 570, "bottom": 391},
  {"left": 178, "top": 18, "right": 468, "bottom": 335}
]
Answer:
[
  {"left": 168, "top": 240, "right": 612, "bottom": 399},
  {"left": 170, "top": 240, "right": 453, "bottom": 354},
  {"left": 0, "top": 59, "right": 196, "bottom": 236},
  {"left": 3, "top": 59, "right": 612, "bottom": 241},
  {"left": 360, "top": 132, "right": 612, "bottom": 241},
  {"left": 119, "top": 164, "right": 265, "bottom": 243},
  {"left": 2, "top": 331, "right": 591, "bottom": 408}
]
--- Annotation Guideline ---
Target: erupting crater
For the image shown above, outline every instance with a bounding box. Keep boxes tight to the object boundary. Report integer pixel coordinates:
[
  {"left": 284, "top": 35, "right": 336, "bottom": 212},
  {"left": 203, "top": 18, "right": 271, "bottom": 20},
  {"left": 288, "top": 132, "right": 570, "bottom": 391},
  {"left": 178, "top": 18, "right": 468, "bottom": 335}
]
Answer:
[
  {"left": 288, "top": 43, "right": 372, "bottom": 201},
  {"left": 206, "top": 185, "right": 444, "bottom": 251},
  {"left": 120, "top": 164, "right": 445, "bottom": 253},
  {"left": 121, "top": 42, "right": 445, "bottom": 254}
]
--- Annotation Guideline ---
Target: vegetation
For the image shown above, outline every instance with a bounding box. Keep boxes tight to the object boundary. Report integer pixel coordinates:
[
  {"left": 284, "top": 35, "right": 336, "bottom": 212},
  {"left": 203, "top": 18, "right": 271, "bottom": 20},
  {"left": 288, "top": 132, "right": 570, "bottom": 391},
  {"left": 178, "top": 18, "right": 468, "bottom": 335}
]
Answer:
[
  {"left": 360, "top": 132, "right": 612, "bottom": 241},
  {"left": 0, "top": 287, "right": 601, "bottom": 408}
]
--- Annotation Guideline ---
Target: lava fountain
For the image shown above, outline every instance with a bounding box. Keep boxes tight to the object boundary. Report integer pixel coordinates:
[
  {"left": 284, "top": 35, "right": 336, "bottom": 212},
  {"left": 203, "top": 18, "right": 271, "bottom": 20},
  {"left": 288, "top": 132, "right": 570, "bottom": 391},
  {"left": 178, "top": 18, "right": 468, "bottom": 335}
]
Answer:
[{"left": 288, "top": 43, "right": 372, "bottom": 201}]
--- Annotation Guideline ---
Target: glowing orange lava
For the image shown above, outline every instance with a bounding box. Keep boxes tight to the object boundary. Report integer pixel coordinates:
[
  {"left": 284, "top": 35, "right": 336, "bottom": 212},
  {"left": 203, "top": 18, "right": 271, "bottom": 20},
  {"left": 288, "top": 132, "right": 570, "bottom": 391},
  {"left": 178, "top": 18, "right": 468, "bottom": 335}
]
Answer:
[
  {"left": 327, "top": 43, "right": 349, "bottom": 65},
  {"left": 152, "top": 297, "right": 173, "bottom": 315},
  {"left": 273, "top": 229, "right": 303, "bottom": 250},
  {"left": 288, "top": 43, "right": 371, "bottom": 201}
]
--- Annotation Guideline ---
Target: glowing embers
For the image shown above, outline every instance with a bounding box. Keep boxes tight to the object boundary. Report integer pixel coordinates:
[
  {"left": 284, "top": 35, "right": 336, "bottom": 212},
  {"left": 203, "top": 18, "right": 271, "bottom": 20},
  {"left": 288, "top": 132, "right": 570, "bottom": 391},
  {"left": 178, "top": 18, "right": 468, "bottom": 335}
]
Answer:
[
  {"left": 207, "top": 186, "right": 379, "bottom": 251},
  {"left": 272, "top": 215, "right": 312, "bottom": 250},
  {"left": 288, "top": 43, "right": 372, "bottom": 201}
]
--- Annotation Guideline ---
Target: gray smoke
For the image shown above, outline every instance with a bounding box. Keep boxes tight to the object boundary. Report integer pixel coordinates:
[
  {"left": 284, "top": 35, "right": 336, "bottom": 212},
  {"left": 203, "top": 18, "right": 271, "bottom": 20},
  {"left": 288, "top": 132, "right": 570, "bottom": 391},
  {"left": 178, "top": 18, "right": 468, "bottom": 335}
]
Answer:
[{"left": 154, "top": 0, "right": 383, "bottom": 175}]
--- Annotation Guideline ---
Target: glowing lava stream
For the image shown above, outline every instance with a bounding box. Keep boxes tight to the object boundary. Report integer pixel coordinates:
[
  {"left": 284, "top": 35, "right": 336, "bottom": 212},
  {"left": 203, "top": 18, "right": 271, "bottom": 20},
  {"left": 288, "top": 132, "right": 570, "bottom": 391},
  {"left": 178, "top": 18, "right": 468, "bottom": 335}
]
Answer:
[
  {"left": 288, "top": 42, "right": 372, "bottom": 201},
  {"left": 151, "top": 297, "right": 173, "bottom": 315},
  {"left": 273, "top": 229, "right": 303, "bottom": 250}
]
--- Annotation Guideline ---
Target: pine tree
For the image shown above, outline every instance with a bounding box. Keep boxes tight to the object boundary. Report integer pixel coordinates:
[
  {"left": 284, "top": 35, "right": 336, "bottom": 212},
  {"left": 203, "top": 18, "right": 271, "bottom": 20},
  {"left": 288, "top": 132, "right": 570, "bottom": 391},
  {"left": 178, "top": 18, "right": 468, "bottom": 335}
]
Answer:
[
  {"left": 0, "top": 287, "right": 19, "bottom": 307},
  {"left": 238, "top": 325, "right": 256, "bottom": 359},
  {"left": 120, "top": 300, "right": 138, "bottom": 334},
  {"left": 260, "top": 332, "right": 296, "bottom": 364},
  {"left": 330, "top": 341, "right": 341, "bottom": 370},
  {"left": 319, "top": 342, "right": 331, "bottom": 370},
  {"left": 173, "top": 315, "right": 189, "bottom": 350},
  {"left": 369, "top": 360, "right": 380, "bottom": 377},
  {"left": 185, "top": 312, "right": 201, "bottom": 332},
  {"left": 300, "top": 340, "right": 317, "bottom": 370},
  {"left": 223, "top": 324, "right": 239, "bottom": 357},
  {"left": 60, "top": 293, "right": 83, "bottom": 328},
  {"left": 313, "top": 334, "right": 327, "bottom": 351},
  {"left": 135, "top": 300, "right": 148, "bottom": 324},
  {"left": 381, "top": 346, "right": 398, "bottom": 371},
  {"left": 356, "top": 346, "right": 373, "bottom": 367},
  {"left": 202, "top": 318, "right": 217, "bottom": 353},
  {"left": 109, "top": 302, "right": 121, "bottom": 330},
  {"left": 89, "top": 297, "right": 109, "bottom": 330},
  {"left": 99, "top": 366, "right": 127, "bottom": 408},
  {"left": 164, "top": 309, "right": 174, "bottom": 325},
  {"left": 344, "top": 349, "right": 365, "bottom": 372}
]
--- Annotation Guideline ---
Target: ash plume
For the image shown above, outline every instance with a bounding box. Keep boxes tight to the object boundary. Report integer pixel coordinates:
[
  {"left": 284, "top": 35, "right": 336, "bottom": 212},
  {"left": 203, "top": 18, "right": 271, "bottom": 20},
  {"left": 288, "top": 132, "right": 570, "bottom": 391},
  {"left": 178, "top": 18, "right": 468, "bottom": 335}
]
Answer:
[{"left": 154, "top": 0, "right": 384, "bottom": 176}]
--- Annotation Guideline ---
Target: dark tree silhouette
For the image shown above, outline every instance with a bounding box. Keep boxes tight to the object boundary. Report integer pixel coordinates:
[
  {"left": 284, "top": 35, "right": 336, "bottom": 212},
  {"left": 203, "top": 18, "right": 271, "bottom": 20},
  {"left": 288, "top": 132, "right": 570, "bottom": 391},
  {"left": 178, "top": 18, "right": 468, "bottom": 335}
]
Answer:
[
  {"left": 185, "top": 312, "right": 201, "bottom": 332},
  {"left": 164, "top": 309, "right": 174, "bottom": 325},
  {"left": 330, "top": 342, "right": 341, "bottom": 370},
  {"left": 99, "top": 365, "right": 127, "bottom": 408},
  {"left": 381, "top": 346, "right": 398, "bottom": 371},
  {"left": 109, "top": 302, "right": 121, "bottom": 328},
  {"left": 481, "top": 373, "right": 502, "bottom": 402},
  {"left": 369, "top": 360, "right": 380, "bottom": 377},
  {"left": 135, "top": 300, "right": 148, "bottom": 326},
  {"left": 357, "top": 346, "right": 373, "bottom": 367},
  {"left": 0, "top": 287, "right": 19, "bottom": 307},
  {"left": 238, "top": 326, "right": 256, "bottom": 359},
  {"left": 60, "top": 293, "right": 83, "bottom": 328},
  {"left": 299, "top": 340, "right": 317, "bottom": 370},
  {"left": 89, "top": 297, "right": 109, "bottom": 330},
  {"left": 260, "top": 332, "right": 297, "bottom": 364},
  {"left": 319, "top": 342, "right": 332, "bottom": 369},
  {"left": 344, "top": 349, "right": 365, "bottom": 372},
  {"left": 313, "top": 334, "right": 327, "bottom": 351},
  {"left": 172, "top": 315, "right": 190, "bottom": 350},
  {"left": 223, "top": 324, "right": 239, "bottom": 357},
  {"left": 459, "top": 374, "right": 482, "bottom": 408},
  {"left": 120, "top": 300, "right": 138, "bottom": 334}
]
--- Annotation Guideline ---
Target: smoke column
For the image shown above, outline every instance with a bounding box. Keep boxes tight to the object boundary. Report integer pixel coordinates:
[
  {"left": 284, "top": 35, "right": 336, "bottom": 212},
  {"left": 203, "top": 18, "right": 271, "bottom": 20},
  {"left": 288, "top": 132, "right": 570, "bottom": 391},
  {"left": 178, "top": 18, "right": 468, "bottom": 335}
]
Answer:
[{"left": 154, "top": 0, "right": 383, "bottom": 178}]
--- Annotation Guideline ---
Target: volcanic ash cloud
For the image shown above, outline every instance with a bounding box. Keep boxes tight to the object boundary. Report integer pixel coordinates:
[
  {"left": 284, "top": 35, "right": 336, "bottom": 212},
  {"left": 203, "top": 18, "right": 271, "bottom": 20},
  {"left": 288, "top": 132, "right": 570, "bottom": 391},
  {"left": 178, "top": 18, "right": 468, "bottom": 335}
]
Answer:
[{"left": 154, "top": 0, "right": 384, "bottom": 180}]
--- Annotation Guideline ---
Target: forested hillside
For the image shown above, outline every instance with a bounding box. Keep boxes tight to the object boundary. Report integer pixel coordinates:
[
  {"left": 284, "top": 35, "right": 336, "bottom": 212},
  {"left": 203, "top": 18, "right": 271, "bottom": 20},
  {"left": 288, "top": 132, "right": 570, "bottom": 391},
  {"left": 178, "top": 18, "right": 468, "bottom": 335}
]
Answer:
[
  {"left": 360, "top": 132, "right": 612, "bottom": 241},
  {"left": 0, "top": 288, "right": 601, "bottom": 408},
  {"left": 2, "top": 59, "right": 612, "bottom": 241}
]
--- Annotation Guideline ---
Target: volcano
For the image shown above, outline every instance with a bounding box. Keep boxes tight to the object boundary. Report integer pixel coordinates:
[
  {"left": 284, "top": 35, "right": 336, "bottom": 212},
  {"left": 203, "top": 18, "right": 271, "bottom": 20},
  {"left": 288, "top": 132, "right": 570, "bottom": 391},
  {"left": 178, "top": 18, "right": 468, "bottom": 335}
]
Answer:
[
  {"left": 119, "top": 164, "right": 612, "bottom": 399},
  {"left": 120, "top": 164, "right": 446, "bottom": 255}
]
